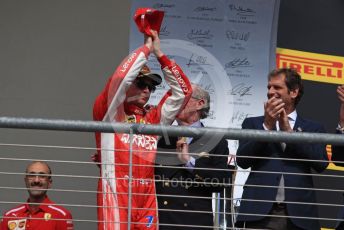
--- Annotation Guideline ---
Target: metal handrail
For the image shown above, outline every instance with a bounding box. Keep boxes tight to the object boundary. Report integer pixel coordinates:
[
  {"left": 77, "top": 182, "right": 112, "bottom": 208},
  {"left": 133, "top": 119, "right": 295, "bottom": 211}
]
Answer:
[{"left": 0, "top": 116, "right": 343, "bottom": 145}]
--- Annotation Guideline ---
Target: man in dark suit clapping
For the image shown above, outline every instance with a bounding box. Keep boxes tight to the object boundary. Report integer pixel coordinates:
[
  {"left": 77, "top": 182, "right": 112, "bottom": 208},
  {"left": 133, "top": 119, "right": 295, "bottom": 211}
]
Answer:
[
  {"left": 332, "top": 84, "right": 344, "bottom": 165},
  {"left": 235, "top": 68, "right": 328, "bottom": 230},
  {"left": 330, "top": 85, "right": 344, "bottom": 230}
]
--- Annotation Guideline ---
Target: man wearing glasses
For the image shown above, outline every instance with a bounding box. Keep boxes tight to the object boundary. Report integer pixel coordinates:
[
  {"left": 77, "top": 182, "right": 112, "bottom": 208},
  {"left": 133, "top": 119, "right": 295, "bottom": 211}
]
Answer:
[
  {"left": 155, "top": 84, "right": 231, "bottom": 229},
  {"left": 0, "top": 161, "right": 73, "bottom": 230},
  {"left": 93, "top": 30, "right": 192, "bottom": 229}
]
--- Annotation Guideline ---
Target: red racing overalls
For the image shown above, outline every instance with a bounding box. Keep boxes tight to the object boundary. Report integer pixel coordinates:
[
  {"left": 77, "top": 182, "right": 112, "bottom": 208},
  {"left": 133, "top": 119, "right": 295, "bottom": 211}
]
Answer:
[{"left": 93, "top": 45, "right": 192, "bottom": 230}]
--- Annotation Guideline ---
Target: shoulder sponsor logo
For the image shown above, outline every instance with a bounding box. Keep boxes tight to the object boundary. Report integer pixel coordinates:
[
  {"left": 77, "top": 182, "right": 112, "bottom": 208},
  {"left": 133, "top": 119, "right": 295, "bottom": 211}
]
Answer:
[
  {"left": 171, "top": 66, "right": 189, "bottom": 93},
  {"left": 125, "top": 115, "right": 136, "bottom": 123},
  {"left": 277, "top": 48, "right": 344, "bottom": 84},
  {"left": 8, "top": 221, "right": 17, "bottom": 230},
  {"left": 120, "top": 52, "right": 137, "bottom": 73},
  {"left": 18, "top": 219, "right": 26, "bottom": 228},
  {"left": 8, "top": 219, "right": 26, "bottom": 230}
]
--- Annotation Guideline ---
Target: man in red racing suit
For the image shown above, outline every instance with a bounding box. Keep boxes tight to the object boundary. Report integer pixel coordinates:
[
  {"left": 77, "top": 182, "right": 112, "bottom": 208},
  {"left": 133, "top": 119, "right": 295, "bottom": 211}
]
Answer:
[{"left": 93, "top": 31, "right": 192, "bottom": 230}]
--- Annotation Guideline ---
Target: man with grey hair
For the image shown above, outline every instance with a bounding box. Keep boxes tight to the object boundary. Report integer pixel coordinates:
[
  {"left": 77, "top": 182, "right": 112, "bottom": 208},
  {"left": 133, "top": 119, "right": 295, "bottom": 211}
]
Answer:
[
  {"left": 182, "top": 83, "right": 211, "bottom": 120},
  {"left": 155, "top": 84, "right": 231, "bottom": 229},
  {"left": 1, "top": 161, "right": 73, "bottom": 230}
]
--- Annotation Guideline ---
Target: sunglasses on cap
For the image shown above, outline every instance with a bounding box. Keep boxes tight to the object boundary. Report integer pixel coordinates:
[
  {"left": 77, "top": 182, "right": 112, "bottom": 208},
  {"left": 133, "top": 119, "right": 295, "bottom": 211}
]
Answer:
[{"left": 135, "top": 79, "right": 156, "bottom": 92}]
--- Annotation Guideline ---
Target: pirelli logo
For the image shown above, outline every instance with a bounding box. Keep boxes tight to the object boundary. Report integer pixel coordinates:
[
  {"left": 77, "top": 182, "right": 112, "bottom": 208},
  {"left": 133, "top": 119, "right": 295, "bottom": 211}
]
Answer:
[{"left": 276, "top": 48, "right": 344, "bottom": 84}]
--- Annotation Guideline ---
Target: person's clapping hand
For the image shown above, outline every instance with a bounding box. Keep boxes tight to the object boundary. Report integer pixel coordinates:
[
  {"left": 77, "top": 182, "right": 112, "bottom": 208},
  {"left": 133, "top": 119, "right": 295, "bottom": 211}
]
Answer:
[
  {"left": 278, "top": 108, "right": 292, "bottom": 132},
  {"left": 263, "top": 96, "right": 285, "bottom": 130}
]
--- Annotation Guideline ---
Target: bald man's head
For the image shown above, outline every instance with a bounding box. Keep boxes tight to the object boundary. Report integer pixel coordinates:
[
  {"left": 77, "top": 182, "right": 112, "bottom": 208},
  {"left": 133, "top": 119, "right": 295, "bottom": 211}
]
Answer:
[{"left": 25, "top": 161, "right": 52, "bottom": 200}]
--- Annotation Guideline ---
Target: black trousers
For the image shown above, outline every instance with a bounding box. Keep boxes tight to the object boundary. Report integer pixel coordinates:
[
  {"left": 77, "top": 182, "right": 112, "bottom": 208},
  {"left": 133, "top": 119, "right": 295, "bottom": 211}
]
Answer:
[{"left": 236, "top": 203, "right": 305, "bottom": 230}]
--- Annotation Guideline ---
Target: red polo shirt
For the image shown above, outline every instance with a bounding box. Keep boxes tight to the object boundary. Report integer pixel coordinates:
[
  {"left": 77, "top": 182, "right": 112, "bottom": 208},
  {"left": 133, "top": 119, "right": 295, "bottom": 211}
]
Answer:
[{"left": 0, "top": 196, "right": 73, "bottom": 230}]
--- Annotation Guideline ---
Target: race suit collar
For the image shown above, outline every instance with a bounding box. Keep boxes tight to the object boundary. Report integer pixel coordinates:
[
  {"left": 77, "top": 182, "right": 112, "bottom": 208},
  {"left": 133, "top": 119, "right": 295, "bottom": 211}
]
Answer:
[{"left": 124, "top": 103, "right": 146, "bottom": 116}]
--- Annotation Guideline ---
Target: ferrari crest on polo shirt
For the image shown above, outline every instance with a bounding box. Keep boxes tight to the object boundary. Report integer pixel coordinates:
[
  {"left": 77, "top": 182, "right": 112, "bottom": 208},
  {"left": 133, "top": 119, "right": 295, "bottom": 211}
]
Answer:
[{"left": 44, "top": 212, "right": 52, "bottom": 221}]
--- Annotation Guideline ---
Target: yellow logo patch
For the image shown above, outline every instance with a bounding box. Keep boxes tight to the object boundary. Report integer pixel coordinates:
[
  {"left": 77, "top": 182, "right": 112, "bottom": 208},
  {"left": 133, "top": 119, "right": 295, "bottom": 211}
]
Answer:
[
  {"left": 44, "top": 213, "right": 52, "bottom": 221},
  {"left": 8, "top": 221, "right": 17, "bottom": 230},
  {"left": 126, "top": 115, "right": 136, "bottom": 123}
]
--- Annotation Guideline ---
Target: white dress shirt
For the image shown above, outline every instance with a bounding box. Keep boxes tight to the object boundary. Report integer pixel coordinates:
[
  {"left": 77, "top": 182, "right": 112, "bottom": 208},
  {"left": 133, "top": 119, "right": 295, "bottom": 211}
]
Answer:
[{"left": 263, "top": 110, "right": 297, "bottom": 203}]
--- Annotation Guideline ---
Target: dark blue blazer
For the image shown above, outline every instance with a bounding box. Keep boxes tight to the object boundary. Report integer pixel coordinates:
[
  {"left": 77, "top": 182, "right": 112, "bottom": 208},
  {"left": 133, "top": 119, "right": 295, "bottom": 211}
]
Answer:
[
  {"left": 236, "top": 115, "right": 328, "bottom": 230},
  {"left": 330, "top": 130, "right": 344, "bottom": 229},
  {"left": 155, "top": 126, "right": 231, "bottom": 230}
]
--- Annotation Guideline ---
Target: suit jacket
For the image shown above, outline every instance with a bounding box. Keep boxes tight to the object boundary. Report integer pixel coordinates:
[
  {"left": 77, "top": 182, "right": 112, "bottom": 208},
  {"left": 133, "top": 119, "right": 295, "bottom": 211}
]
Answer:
[
  {"left": 155, "top": 126, "right": 231, "bottom": 230},
  {"left": 236, "top": 115, "right": 328, "bottom": 230},
  {"left": 336, "top": 193, "right": 344, "bottom": 230},
  {"left": 330, "top": 131, "right": 344, "bottom": 229}
]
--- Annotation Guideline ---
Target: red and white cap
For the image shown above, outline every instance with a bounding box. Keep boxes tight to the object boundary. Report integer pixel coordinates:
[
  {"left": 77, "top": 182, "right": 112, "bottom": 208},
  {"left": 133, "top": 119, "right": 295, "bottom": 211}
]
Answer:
[{"left": 133, "top": 8, "right": 164, "bottom": 36}]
